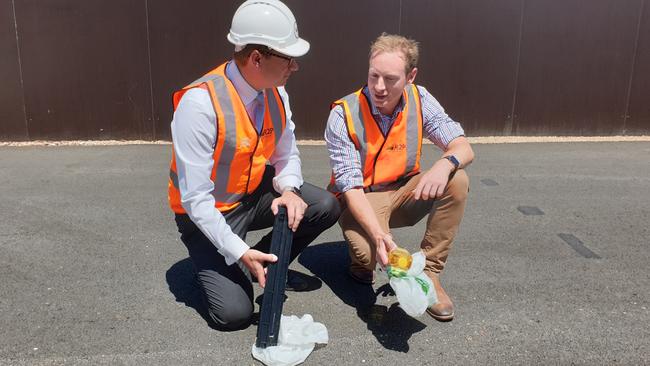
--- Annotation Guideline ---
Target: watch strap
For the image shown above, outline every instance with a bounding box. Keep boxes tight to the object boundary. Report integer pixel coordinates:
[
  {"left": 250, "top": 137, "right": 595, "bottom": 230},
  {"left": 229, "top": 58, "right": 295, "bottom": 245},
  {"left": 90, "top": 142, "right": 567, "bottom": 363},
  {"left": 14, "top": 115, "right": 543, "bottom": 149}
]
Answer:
[{"left": 443, "top": 155, "right": 460, "bottom": 171}]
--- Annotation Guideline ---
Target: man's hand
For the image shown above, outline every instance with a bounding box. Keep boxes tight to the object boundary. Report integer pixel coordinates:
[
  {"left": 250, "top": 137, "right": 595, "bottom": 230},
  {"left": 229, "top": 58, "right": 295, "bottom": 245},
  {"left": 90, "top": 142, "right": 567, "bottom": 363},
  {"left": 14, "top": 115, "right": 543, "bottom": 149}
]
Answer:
[
  {"left": 271, "top": 190, "right": 308, "bottom": 232},
  {"left": 412, "top": 158, "right": 455, "bottom": 200},
  {"left": 373, "top": 231, "right": 397, "bottom": 266},
  {"left": 240, "top": 249, "right": 277, "bottom": 288}
]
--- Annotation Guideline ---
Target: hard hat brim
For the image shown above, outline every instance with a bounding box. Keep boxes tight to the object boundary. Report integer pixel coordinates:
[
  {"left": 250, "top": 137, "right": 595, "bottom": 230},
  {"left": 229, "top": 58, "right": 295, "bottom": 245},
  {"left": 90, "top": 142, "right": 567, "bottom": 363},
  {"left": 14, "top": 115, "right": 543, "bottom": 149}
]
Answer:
[{"left": 272, "top": 38, "right": 310, "bottom": 58}]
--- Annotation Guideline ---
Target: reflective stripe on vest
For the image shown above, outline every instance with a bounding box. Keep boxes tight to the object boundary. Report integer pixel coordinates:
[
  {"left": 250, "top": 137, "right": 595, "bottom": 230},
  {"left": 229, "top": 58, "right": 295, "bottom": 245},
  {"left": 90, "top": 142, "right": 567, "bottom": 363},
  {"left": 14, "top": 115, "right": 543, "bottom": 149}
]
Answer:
[
  {"left": 168, "top": 62, "right": 286, "bottom": 213},
  {"left": 328, "top": 84, "right": 422, "bottom": 193}
]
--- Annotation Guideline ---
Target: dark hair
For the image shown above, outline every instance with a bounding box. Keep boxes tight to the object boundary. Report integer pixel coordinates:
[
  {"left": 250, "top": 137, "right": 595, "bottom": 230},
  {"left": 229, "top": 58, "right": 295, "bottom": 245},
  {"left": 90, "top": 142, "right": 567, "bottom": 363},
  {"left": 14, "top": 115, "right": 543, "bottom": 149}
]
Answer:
[{"left": 233, "top": 44, "right": 272, "bottom": 64}]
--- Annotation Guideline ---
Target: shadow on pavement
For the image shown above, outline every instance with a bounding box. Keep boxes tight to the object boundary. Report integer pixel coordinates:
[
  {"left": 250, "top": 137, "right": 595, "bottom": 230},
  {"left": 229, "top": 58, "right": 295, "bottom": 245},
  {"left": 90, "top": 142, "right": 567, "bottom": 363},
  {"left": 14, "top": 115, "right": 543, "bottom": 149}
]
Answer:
[
  {"left": 165, "top": 258, "right": 228, "bottom": 330},
  {"left": 166, "top": 259, "right": 319, "bottom": 331},
  {"left": 299, "top": 241, "right": 426, "bottom": 352}
]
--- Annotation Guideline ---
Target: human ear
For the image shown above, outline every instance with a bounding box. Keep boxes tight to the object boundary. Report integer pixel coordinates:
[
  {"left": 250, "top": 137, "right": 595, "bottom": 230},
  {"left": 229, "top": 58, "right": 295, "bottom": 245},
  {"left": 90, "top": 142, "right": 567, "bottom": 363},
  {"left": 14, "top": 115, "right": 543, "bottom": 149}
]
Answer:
[{"left": 407, "top": 67, "right": 418, "bottom": 84}]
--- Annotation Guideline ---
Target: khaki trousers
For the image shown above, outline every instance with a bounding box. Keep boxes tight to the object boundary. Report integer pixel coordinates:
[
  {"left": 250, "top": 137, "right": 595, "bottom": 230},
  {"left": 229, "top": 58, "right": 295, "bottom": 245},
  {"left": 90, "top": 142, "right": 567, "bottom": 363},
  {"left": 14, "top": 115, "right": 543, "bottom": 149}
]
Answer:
[{"left": 339, "top": 170, "right": 469, "bottom": 274}]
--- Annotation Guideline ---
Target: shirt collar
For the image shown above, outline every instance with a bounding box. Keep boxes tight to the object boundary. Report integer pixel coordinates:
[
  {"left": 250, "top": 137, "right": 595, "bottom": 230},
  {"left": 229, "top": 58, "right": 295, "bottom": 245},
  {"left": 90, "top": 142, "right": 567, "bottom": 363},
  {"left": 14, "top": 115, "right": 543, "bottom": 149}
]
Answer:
[
  {"left": 362, "top": 85, "right": 405, "bottom": 120},
  {"left": 225, "top": 60, "right": 261, "bottom": 106}
]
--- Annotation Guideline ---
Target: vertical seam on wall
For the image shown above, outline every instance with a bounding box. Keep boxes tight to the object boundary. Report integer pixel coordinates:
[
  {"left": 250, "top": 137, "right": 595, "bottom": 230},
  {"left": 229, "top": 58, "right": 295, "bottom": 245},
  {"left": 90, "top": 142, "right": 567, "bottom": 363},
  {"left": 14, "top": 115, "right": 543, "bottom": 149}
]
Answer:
[
  {"left": 398, "top": 0, "right": 402, "bottom": 34},
  {"left": 505, "top": 0, "right": 525, "bottom": 135},
  {"left": 11, "top": 0, "right": 29, "bottom": 140},
  {"left": 144, "top": 0, "right": 156, "bottom": 140},
  {"left": 622, "top": 0, "right": 645, "bottom": 134}
]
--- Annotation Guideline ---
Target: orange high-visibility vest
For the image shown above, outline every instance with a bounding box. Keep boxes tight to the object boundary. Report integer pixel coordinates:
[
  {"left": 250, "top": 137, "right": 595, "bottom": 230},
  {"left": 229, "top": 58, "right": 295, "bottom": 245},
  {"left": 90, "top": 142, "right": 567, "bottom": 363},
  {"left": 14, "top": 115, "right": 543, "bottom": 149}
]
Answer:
[
  {"left": 168, "top": 62, "right": 286, "bottom": 213},
  {"left": 329, "top": 84, "right": 423, "bottom": 194}
]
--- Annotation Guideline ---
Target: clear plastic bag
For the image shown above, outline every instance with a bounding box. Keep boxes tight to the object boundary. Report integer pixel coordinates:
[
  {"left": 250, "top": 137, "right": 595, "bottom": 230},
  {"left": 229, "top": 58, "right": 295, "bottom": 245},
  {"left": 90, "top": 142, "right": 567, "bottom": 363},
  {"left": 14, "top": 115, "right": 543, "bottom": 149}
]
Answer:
[
  {"left": 386, "top": 251, "right": 438, "bottom": 317},
  {"left": 252, "top": 314, "right": 328, "bottom": 366}
]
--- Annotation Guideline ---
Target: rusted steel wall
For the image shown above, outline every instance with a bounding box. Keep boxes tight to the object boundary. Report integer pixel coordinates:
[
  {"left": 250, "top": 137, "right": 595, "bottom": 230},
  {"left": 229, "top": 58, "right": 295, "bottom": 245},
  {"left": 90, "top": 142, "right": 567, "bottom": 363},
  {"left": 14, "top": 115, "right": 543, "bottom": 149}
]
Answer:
[
  {"left": 147, "top": 0, "right": 239, "bottom": 141},
  {"left": 2, "top": 0, "right": 154, "bottom": 140},
  {"left": 627, "top": 0, "right": 650, "bottom": 134},
  {"left": 0, "top": 0, "right": 26, "bottom": 140},
  {"left": 401, "top": 0, "right": 524, "bottom": 137},
  {"left": 1, "top": 0, "right": 648, "bottom": 140},
  {"left": 512, "top": 0, "right": 644, "bottom": 136}
]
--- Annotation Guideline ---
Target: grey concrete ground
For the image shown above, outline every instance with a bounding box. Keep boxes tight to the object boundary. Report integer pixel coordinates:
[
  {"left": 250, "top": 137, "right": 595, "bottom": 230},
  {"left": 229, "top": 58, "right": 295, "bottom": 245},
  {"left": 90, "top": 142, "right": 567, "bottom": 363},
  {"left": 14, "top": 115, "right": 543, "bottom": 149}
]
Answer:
[{"left": 0, "top": 142, "right": 648, "bottom": 365}]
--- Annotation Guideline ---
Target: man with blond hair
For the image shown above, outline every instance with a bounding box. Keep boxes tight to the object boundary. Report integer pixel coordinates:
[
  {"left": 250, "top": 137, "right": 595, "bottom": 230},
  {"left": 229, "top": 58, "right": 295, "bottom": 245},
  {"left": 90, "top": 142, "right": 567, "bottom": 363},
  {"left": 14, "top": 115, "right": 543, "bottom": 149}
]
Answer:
[{"left": 325, "top": 33, "right": 474, "bottom": 321}]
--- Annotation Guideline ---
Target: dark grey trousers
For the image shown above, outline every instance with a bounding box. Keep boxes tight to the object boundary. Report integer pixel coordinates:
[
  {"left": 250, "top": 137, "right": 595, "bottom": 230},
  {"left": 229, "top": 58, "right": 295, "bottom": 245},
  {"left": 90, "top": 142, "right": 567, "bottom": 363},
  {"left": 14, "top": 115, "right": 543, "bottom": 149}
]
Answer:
[{"left": 174, "top": 166, "right": 340, "bottom": 330}]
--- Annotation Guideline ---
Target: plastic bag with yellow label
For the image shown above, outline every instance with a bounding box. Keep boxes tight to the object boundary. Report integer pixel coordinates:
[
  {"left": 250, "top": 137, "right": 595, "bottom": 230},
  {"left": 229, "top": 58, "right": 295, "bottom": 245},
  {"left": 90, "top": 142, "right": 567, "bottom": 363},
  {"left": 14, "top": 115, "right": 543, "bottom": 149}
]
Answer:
[{"left": 385, "top": 249, "right": 438, "bottom": 317}]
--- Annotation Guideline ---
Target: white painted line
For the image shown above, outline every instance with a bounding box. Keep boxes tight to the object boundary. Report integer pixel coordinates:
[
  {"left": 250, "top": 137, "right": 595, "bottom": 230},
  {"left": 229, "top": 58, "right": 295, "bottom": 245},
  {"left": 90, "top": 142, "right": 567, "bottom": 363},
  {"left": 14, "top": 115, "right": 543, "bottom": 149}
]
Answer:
[{"left": 1, "top": 135, "right": 649, "bottom": 147}]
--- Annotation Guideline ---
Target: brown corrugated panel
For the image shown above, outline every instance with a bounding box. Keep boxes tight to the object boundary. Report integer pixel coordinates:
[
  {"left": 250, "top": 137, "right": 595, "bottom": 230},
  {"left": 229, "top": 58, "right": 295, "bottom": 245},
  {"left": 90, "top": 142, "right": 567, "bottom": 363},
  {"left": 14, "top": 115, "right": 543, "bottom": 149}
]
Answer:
[
  {"left": 513, "top": 0, "right": 642, "bottom": 135},
  {"left": 15, "top": 0, "right": 153, "bottom": 140},
  {"left": 626, "top": 0, "right": 650, "bottom": 134},
  {"left": 151, "top": 0, "right": 400, "bottom": 141},
  {"left": 282, "top": 0, "right": 401, "bottom": 139},
  {"left": 0, "top": 0, "right": 27, "bottom": 140},
  {"left": 3, "top": 0, "right": 650, "bottom": 141},
  {"left": 401, "top": 0, "right": 523, "bottom": 137},
  {"left": 148, "top": 0, "right": 241, "bottom": 141}
]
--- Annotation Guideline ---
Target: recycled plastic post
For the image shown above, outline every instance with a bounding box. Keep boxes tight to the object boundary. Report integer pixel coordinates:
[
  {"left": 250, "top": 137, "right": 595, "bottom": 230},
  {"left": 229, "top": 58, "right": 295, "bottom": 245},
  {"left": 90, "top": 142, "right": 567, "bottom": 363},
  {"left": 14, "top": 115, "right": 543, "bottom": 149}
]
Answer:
[{"left": 255, "top": 206, "right": 293, "bottom": 348}]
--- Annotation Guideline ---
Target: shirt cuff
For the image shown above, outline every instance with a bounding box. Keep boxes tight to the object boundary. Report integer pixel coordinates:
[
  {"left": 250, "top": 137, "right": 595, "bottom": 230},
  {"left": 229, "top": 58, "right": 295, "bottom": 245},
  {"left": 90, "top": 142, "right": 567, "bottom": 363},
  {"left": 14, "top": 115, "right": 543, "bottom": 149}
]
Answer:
[
  {"left": 221, "top": 232, "right": 250, "bottom": 266},
  {"left": 273, "top": 175, "right": 302, "bottom": 193},
  {"left": 337, "top": 177, "right": 364, "bottom": 194}
]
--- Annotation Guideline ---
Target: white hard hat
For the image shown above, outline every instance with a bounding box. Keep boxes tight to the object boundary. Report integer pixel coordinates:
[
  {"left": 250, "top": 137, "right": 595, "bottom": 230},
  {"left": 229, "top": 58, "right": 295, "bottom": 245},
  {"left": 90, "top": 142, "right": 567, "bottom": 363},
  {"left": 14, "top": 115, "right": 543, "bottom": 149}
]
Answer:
[{"left": 227, "top": 0, "right": 310, "bottom": 57}]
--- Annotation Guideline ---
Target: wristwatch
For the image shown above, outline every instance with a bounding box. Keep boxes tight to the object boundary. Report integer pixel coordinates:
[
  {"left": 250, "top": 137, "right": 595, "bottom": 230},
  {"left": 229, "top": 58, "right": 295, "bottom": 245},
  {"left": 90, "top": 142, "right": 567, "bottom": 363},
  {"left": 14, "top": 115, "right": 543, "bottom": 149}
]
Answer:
[
  {"left": 443, "top": 155, "right": 460, "bottom": 171},
  {"left": 283, "top": 186, "right": 302, "bottom": 197}
]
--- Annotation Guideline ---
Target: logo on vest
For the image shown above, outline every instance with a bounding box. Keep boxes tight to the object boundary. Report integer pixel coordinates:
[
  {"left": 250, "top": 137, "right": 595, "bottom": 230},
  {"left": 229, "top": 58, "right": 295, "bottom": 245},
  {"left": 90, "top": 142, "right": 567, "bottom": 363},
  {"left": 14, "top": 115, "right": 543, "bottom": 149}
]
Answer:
[
  {"left": 385, "top": 143, "right": 406, "bottom": 152},
  {"left": 261, "top": 127, "right": 274, "bottom": 137}
]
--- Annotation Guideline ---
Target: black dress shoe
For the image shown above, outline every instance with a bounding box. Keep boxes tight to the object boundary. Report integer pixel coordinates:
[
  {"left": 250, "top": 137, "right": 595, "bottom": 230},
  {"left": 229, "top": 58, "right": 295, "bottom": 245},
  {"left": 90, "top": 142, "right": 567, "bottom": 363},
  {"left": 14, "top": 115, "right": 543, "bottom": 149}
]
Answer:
[{"left": 285, "top": 270, "right": 310, "bottom": 292}]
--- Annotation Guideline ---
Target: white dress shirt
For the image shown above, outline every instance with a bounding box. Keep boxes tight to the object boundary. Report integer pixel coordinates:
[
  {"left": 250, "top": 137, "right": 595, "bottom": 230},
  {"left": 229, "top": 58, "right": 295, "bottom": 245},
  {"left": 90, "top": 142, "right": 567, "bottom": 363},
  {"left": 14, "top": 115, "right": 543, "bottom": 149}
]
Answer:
[{"left": 171, "top": 61, "right": 303, "bottom": 265}]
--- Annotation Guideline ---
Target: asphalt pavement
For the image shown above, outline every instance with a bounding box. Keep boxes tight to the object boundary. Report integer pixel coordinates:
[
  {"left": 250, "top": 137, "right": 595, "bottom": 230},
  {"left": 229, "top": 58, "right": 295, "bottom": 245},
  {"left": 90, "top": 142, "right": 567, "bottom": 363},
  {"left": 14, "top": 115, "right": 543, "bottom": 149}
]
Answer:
[{"left": 0, "top": 142, "right": 648, "bottom": 365}]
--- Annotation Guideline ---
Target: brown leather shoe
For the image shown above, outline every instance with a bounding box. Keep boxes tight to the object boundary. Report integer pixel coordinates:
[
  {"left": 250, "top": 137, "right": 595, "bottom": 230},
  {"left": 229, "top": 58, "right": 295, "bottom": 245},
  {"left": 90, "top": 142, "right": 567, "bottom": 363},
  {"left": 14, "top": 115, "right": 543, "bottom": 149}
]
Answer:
[
  {"left": 425, "top": 272, "right": 454, "bottom": 321},
  {"left": 348, "top": 267, "right": 375, "bottom": 285}
]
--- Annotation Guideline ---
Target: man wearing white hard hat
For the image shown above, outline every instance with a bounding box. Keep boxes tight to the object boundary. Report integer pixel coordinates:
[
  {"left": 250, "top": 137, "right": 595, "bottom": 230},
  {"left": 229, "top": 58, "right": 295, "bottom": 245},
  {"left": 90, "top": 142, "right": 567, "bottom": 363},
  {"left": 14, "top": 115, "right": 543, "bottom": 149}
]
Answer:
[{"left": 168, "top": 0, "right": 339, "bottom": 330}]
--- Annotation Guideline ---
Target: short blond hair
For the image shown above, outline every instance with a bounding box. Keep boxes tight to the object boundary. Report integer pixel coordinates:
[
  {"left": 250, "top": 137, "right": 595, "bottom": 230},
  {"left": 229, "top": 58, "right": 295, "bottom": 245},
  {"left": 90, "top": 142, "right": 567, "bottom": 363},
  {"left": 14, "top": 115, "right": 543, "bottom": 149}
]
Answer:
[{"left": 370, "top": 33, "right": 419, "bottom": 74}]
